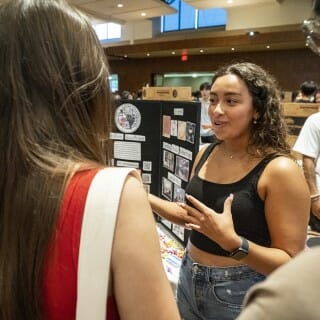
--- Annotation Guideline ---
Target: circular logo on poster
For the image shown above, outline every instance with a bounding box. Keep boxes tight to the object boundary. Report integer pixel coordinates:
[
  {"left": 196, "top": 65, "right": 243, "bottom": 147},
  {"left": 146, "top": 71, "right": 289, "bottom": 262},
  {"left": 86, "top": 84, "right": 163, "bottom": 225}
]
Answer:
[{"left": 115, "top": 103, "right": 141, "bottom": 133}]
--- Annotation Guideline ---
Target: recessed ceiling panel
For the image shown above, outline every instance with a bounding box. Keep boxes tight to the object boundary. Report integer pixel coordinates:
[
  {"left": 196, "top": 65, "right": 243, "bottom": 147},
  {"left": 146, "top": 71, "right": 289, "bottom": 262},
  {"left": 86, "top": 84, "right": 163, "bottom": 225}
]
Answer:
[{"left": 68, "top": 0, "right": 176, "bottom": 23}]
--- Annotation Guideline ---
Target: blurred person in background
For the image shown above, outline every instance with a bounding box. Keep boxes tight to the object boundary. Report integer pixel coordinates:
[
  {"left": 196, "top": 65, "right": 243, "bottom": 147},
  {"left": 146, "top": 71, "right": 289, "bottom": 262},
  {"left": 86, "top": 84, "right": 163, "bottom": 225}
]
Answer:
[
  {"left": 294, "top": 80, "right": 318, "bottom": 103},
  {"left": 199, "top": 82, "right": 216, "bottom": 144}
]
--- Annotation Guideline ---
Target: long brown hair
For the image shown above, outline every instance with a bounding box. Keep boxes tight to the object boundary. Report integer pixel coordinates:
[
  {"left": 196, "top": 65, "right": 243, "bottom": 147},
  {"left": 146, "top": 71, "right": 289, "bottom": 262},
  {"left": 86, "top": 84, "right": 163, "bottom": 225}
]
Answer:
[{"left": 0, "top": 0, "right": 112, "bottom": 318}]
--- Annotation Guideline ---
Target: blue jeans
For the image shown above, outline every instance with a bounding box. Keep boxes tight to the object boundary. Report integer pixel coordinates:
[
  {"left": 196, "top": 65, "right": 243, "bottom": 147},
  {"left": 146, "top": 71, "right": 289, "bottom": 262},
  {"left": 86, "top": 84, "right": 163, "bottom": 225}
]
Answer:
[{"left": 177, "top": 251, "right": 265, "bottom": 320}]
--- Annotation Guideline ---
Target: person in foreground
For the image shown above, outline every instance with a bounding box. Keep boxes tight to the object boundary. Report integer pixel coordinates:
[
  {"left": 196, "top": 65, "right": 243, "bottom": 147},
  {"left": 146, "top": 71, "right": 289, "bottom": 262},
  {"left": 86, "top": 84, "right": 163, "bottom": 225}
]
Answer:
[
  {"left": 236, "top": 247, "right": 320, "bottom": 320},
  {"left": 149, "top": 62, "right": 310, "bottom": 319},
  {"left": 0, "top": 1, "right": 180, "bottom": 320}
]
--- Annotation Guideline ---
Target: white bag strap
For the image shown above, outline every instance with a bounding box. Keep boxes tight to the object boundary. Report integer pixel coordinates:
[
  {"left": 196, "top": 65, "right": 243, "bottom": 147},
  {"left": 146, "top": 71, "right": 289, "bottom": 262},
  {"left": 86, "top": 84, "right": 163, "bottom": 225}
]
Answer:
[{"left": 76, "top": 167, "right": 136, "bottom": 320}]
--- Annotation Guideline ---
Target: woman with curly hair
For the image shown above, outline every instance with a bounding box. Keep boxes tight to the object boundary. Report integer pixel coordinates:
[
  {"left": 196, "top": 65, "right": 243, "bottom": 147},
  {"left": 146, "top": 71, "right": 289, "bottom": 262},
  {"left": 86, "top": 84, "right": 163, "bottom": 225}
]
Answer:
[{"left": 149, "top": 62, "right": 310, "bottom": 320}]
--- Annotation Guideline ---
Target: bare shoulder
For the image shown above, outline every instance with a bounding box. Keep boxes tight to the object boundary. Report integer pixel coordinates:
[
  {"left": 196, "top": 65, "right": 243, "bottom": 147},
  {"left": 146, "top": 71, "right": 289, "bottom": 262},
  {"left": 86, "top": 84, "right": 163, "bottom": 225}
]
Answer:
[
  {"left": 122, "top": 172, "right": 144, "bottom": 192},
  {"left": 259, "top": 155, "right": 307, "bottom": 194},
  {"left": 263, "top": 156, "right": 302, "bottom": 178}
]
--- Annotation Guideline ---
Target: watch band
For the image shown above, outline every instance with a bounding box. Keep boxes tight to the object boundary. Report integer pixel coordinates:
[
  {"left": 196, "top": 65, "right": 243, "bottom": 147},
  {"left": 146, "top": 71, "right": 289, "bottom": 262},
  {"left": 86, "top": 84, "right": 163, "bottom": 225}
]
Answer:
[{"left": 229, "top": 237, "right": 249, "bottom": 260}]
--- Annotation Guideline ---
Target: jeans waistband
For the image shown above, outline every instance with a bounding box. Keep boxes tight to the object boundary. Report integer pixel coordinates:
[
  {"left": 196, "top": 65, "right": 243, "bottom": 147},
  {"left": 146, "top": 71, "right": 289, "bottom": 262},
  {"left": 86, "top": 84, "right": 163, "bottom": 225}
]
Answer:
[{"left": 184, "top": 250, "right": 261, "bottom": 282}]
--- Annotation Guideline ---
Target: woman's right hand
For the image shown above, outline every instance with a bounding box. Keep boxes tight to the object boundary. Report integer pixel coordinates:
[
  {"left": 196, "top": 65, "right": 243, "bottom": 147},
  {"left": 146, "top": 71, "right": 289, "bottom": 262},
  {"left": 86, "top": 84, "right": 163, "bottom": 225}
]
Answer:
[{"left": 179, "top": 193, "right": 242, "bottom": 252}]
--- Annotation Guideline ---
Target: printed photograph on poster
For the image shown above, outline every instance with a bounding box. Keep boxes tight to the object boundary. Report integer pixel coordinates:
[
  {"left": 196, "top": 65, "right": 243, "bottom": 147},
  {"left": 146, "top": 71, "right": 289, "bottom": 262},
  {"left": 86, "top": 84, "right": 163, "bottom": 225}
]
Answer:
[
  {"left": 171, "top": 119, "right": 178, "bottom": 137},
  {"left": 177, "top": 120, "right": 186, "bottom": 141},
  {"left": 141, "top": 173, "right": 152, "bottom": 184},
  {"left": 186, "top": 122, "right": 196, "bottom": 144},
  {"left": 163, "top": 150, "right": 174, "bottom": 172},
  {"left": 162, "top": 115, "right": 171, "bottom": 138},
  {"left": 175, "top": 156, "right": 190, "bottom": 182},
  {"left": 143, "top": 161, "right": 152, "bottom": 171},
  {"left": 173, "top": 184, "right": 185, "bottom": 203},
  {"left": 162, "top": 177, "right": 173, "bottom": 201}
]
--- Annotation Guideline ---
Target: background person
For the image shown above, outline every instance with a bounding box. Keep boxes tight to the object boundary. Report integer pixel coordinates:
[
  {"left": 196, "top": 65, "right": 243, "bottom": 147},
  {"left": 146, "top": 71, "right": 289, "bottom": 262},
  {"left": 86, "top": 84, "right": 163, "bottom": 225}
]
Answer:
[
  {"left": 294, "top": 80, "right": 318, "bottom": 103},
  {"left": 293, "top": 111, "right": 320, "bottom": 233},
  {"left": 0, "top": 1, "right": 180, "bottom": 319},
  {"left": 149, "top": 62, "right": 309, "bottom": 320},
  {"left": 120, "top": 90, "right": 133, "bottom": 100},
  {"left": 199, "top": 82, "right": 216, "bottom": 144}
]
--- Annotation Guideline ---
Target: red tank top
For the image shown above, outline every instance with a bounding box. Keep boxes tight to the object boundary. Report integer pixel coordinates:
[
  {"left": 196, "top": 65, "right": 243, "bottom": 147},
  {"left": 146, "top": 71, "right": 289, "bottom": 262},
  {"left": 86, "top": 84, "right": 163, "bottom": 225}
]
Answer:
[{"left": 42, "top": 169, "right": 120, "bottom": 319}]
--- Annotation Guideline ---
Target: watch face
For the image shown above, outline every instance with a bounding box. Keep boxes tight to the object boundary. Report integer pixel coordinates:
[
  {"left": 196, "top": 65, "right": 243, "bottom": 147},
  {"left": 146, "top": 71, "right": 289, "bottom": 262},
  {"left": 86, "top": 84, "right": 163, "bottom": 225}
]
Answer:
[
  {"left": 229, "top": 237, "right": 249, "bottom": 261},
  {"left": 115, "top": 103, "right": 141, "bottom": 133},
  {"left": 231, "top": 249, "right": 248, "bottom": 260}
]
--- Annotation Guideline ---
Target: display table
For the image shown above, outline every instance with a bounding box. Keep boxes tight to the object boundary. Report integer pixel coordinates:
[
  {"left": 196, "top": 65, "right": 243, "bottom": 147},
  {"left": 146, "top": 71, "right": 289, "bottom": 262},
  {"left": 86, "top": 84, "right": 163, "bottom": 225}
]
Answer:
[{"left": 157, "top": 224, "right": 185, "bottom": 293}]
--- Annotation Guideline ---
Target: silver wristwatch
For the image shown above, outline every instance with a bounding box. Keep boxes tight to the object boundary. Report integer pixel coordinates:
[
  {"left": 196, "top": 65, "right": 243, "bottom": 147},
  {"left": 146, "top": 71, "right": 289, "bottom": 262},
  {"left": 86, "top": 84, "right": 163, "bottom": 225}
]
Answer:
[{"left": 229, "top": 237, "right": 249, "bottom": 260}]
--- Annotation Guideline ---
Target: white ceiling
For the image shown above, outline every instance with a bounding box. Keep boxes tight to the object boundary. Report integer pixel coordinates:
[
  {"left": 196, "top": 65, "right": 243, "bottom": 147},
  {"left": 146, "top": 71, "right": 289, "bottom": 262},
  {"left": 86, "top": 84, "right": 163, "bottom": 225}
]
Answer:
[{"left": 68, "top": 0, "right": 177, "bottom": 24}]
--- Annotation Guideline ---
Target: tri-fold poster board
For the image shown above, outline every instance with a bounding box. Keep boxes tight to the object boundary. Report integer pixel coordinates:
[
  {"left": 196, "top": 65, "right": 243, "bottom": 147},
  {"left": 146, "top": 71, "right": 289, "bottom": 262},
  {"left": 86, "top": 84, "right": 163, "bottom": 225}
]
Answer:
[{"left": 111, "top": 99, "right": 201, "bottom": 245}]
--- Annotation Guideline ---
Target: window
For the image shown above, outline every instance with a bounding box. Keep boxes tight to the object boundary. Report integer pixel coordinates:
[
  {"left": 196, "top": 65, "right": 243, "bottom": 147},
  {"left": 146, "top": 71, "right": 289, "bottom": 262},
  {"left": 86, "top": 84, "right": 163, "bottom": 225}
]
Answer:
[
  {"left": 161, "top": 0, "right": 226, "bottom": 32},
  {"left": 107, "top": 23, "right": 121, "bottom": 39},
  {"left": 180, "top": 1, "right": 196, "bottom": 30},
  {"left": 93, "top": 23, "right": 121, "bottom": 42},
  {"left": 109, "top": 74, "right": 119, "bottom": 93},
  {"left": 197, "top": 8, "right": 227, "bottom": 29},
  {"left": 162, "top": 0, "right": 179, "bottom": 31}
]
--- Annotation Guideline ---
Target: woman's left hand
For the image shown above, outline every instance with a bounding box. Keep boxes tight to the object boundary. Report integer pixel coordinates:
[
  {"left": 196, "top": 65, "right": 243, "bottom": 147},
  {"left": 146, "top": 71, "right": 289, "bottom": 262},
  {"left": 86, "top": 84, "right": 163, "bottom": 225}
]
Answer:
[{"left": 179, "top": 193, "right": 240, "bottom": 251}]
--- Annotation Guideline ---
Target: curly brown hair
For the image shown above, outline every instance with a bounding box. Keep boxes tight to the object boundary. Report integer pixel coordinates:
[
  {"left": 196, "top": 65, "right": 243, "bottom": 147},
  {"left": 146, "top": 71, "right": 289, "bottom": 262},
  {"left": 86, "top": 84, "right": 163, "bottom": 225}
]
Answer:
[{"left": 212, "top": 62, "right": 290, "bottom": 156}]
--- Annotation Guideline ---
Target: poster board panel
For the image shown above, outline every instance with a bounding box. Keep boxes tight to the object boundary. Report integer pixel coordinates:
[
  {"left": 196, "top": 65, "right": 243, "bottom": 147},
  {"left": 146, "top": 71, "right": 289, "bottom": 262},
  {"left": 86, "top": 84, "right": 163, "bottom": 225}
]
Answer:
[
  {"left": 159, "top": 101, "right": 201, "bottom": 245},
  {"left": 111, "top": 99, "right": 162, "bottom": 196}
]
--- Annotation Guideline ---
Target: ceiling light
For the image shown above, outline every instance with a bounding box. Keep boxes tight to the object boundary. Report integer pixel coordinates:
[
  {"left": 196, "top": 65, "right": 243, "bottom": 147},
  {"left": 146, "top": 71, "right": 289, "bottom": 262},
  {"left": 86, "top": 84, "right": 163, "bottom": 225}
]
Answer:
[
  {"left": 227, "top": 0, "right": 233, "bottom": 3},
  {"left": 146, "top": 53, "right": 150, "bottom": 56},
  {"left": 171, "top": 51, "right": 176, "bottom": 55},
  {"left": 141, "top": 12, "right": 146, "bottom": 16},
  {"left": 247, "top": 31, "right": 259, "bottom": 37},
  {"left": 117, "top": 3, "right": 123, "bottom": 8},
  {"left": 231, "top": 47, "right": 235, "bottom": 51},
  {"left": 266, "top": 45, "right": 270, "bottom": 49},
  {"left": 200, "top": 49, "right": 204, "bottom": 53}
]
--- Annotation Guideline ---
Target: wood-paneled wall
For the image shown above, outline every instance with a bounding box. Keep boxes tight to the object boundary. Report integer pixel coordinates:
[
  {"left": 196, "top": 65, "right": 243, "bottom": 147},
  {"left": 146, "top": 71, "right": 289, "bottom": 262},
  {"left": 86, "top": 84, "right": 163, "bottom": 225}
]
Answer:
[{"left": 108, "top": 48, "right": 320, "bottom": 94}]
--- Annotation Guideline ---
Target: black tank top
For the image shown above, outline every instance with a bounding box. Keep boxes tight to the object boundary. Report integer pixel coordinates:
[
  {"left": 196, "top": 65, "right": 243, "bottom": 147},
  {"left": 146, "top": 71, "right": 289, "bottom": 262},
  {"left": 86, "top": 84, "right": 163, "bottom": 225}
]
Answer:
[{"left": 187, "top": 142, "right": 277, "bottom": 256}]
